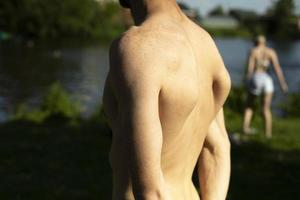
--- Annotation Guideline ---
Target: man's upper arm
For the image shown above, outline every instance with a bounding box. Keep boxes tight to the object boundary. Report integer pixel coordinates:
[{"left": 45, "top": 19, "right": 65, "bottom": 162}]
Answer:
[
  {"left": 203, "top": 108, "right": 229, "bottom": 149},
  {"left": 198, "top": 108, "right": 231, "bottom": 200},
  {"left": 110, "top": 35, "right": 167, "bottom": 197}
]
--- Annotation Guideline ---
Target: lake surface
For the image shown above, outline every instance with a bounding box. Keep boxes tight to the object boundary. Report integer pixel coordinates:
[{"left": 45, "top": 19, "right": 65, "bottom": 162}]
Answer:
[{"left": 0, "top": 38, "right": 299, "bottom": 122}]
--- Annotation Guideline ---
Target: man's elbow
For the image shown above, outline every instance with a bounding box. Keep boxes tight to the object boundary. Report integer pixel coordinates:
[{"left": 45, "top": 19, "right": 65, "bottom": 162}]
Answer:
[
  {"left": 136, "top": 192, "right": 162, "bottom": 200},
  {"left": 223, "top": 133, "right": 231, "bottom": 152},
  {"left": 134, "top": 189, "right": 167, "bottom": 200},
  {"left": 219, "top": 133, "right": 231, "bottom": 156},
  {"left": 207, "top": 133, "right": 231, "bottom": 157}
]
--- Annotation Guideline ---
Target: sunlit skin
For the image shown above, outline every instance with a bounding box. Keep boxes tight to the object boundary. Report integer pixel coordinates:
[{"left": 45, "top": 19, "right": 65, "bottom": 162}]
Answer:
[
  {"left": 243, "top": 35, "right": 288, "bottom": 138},
  {"left": 103, "top": 0, "right": 231, "bottom": 199}
]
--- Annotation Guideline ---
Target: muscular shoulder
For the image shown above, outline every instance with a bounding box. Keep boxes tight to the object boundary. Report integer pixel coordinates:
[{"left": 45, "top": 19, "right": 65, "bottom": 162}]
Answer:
[
  {"left": 112, "top": 27, "right": 183, "bottom": 70},
  {"left": 109, "top": 27, "right": 182, "bottom": 98},
  {"left": 109, "top": 25, "right": 191, "bottom": 83}
]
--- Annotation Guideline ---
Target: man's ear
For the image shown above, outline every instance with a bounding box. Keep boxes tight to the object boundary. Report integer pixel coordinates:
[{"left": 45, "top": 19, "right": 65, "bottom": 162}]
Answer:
[{"left": 119, "top": 0, "right": 131, "bottom": 8}]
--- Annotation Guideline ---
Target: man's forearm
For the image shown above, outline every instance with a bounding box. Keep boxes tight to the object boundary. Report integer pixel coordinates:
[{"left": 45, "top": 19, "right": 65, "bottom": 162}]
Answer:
[
  {"left": 199, "top": 146, "right": 230, "bottom": 200},
  {"left": 198, "top": 121, "right": 231, "bottom": 200}
]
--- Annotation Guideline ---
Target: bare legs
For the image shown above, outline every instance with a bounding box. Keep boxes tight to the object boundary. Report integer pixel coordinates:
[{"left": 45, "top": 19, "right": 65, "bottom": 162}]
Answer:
[
  {"left": 263, "top": 93, "right": 273, "bottom": 138},
  {"left": 243, "top": 107, "right": 254, "bottom": 134},
  {"left": 243, "top": 94, "right": 256, "bottom": 134},
  {"left": 242, "top": 92, "right": 273, "bottom": 138}
]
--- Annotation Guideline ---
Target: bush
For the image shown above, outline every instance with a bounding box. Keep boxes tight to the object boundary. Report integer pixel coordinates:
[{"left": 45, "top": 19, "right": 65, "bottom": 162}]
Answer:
[
  {"left": 13, "top": 103, "right": 47, "bottom": 123},
  {"left": 225, "top": 87, "right": 247, "bottom": 114},
  {"left": 12, "top": 82, "right": 81, "bottom": 123},
  {"left": 41, "top": 82, "right": 80, "bottom": 120},
  {"left": 280, "top": 92, "right": 300, "bottom": 118}
]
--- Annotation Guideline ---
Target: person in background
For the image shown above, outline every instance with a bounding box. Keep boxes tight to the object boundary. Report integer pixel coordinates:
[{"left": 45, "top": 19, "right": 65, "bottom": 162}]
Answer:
[{"left": 243, "top": 35, "right": 288, "bottom": 138}]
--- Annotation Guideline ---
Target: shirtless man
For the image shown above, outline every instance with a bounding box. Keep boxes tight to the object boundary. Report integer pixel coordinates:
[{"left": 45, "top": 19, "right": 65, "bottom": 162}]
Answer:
[
  {"left": 103, "top": 0, "right": 231, "bottom": 199},
  {"left": 243, "top": 35, "right": 288, "bottom": 138}
]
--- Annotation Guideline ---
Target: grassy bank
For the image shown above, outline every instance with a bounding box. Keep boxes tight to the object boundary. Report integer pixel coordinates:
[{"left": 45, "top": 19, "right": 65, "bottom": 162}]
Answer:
[
  {"left": 0, "top": 84, "right": 299, "bottom": 199},
  {"left": 0, "top": 120, "right": 112, "bottom": 200},
  {"left": 0, "top": 117, "right": 299, "bottom": 199},
  {"left": 227, "top": 118, "right": 300, "bottom": 200}
]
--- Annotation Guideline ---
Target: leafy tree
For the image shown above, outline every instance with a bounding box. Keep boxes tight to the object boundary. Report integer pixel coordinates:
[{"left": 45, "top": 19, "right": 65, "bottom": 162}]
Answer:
[
  {"left": 209, "top": 5, "right": 226, "bottom": 16},
  {"left": 98, "top": 2, "right": 125, "bottom": 40},
  {"left": 0, "top": 0, "right": 124, "bottom": 39},
  {"left": 229, "top": 9, "right": 264, "bottom": 36},
  {"left": 266, "top": 0, "right": 297, "bottom": 39}
]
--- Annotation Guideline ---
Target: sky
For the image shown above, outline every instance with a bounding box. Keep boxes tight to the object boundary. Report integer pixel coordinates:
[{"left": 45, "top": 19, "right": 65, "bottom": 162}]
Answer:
[{"left": 178, "top": 0, "right": 300, "bottom": 16}]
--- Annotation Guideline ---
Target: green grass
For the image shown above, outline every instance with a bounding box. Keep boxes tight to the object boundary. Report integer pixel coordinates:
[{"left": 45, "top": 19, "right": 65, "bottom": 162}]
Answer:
[
  {"left": 225, "top": 114, "right": 300, "bottom": 200},
  {"left": 0, "top": 113, "right": 299, "bottom": 199},
  {"left": 0, "top": 120, "right": 112, "bottom": 200}
]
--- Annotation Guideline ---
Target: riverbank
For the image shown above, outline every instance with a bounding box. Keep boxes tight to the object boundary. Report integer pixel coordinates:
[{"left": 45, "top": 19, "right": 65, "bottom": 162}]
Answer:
[
  {"left": 0, "top": 85, "right": 299, "bottom": 199},
  {"left": 1, "top": 38, "right": 300, "bottom": 123},
  {"left": 0, "top": 115, "right": 299, "bottom": 199}
]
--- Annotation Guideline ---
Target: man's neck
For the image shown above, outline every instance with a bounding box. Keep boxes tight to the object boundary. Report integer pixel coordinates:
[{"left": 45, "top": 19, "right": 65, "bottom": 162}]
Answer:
[{"left": 130, "top": 0, "right": 183, "bottom": 25}]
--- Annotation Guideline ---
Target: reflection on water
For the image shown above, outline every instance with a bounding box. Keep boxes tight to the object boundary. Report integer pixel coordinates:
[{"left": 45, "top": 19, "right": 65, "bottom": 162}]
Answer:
[
  {"left": 0, "top": 38, "right": 299, "bottom": 122},
  {"left": 0, "top": 40, "right": 109, "bottom": 122}
]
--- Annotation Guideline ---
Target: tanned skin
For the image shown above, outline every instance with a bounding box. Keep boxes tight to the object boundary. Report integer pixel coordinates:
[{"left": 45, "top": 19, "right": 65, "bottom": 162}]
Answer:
[{"left": 103, "top": 0, "right": 231, "bottom": 199}]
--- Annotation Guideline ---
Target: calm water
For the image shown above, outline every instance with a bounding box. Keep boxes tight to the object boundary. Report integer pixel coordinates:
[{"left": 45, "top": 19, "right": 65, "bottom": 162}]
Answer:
[{"left": 0, "top": 38, "right": 299, "bottom": 122}]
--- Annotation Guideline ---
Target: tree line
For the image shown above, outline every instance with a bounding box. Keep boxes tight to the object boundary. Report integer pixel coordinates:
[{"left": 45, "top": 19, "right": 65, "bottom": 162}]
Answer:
[
  {"left": 0, "top": 0, "right": 124, "bottom": 40},
  {"left": 208, "top": 0, "right": 299, "bottom": 40},
  {"left": 0, "top": 0, "right": 299, "bottom": 40}
]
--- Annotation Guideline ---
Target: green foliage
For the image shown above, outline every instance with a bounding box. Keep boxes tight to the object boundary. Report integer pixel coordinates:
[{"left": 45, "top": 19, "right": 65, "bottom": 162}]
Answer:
[
  {"left": 208, "top": 0, "right": 299, "bottom": 39},
  {"left": 2, "top": 114, "right": 299, "bottom": 199},
  {"left": 224, "top": 87, "right": 248, "bottom": 132},
  {"left": 209, "top": 5, "right": 226, "bottom": 16},
  {"left": 98, "top": 2, "right": 126, "bottom": 41},
  {"left": 41, "top": 82, "right": 80, "bottom": 119},
  {"left": 0, "top": 119, "right": 112, "bottom": 199},
  {"left": 12, "top": 82, "right": 80, "bottom": 123},
  {"left": 1, "top": 0, "right": 299, "bottom": 40},
  {"left": 0, "top": 0, "right": 124, "bottom": 39},
  {"left": 266, "top": 0, "right": 298, "bottom": 40},
  {"left": 13, "top": 103, "right": 47, "bottom": 123},
  {"left": 227, "top": 117, "right": 300, "bottom": 200},
  {"left": 225, "top": 87, "right": 247, "bottom": 114},
  {"left": 280, "top": 92, "right": 300, "bottom": 118},
  {"left": 268, "top": 0, "right": 295, "bottom": 20}
]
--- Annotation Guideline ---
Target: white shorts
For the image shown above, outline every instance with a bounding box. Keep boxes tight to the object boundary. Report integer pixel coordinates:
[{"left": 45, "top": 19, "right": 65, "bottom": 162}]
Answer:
[{"left": 249, "top": 72, "right": 274, "bottom": 95}]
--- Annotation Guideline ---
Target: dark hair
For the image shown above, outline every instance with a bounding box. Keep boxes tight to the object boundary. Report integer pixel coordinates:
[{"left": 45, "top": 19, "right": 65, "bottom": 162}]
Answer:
[{"left": 119, "top": 0, "right": 131, "bottom": 8}]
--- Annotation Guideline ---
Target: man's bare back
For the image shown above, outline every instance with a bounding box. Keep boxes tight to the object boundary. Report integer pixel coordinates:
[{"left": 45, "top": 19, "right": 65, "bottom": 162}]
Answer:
[{"left": 103, "top": 1, "right": 231, "bottom": 199}]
